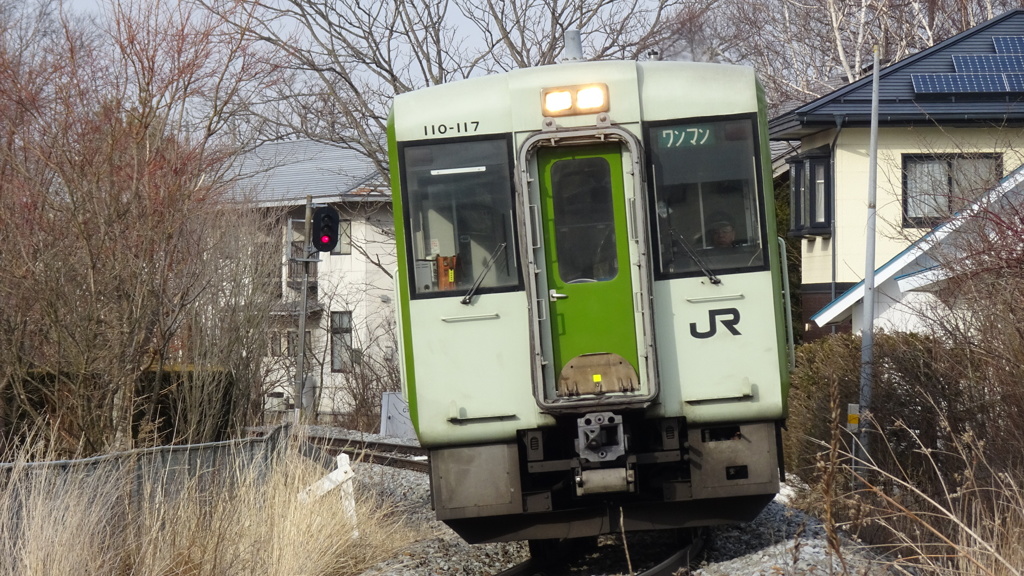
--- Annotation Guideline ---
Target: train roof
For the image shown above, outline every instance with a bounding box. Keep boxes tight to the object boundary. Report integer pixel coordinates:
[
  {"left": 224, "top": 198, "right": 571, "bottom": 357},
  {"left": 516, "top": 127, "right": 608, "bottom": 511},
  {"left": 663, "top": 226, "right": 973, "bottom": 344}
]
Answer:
[
  {"left": 391, "top": 61, "right": 762, "bottom": 140},
  {"left": 393, "top": 60, "right": 757, "bottom": 98}
]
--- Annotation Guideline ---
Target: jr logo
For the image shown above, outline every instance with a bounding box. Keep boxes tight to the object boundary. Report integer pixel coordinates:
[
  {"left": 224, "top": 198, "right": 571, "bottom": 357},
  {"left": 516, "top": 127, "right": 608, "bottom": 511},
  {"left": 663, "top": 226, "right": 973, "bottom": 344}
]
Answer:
[{"left": 689, "top": 308, "right": 742, "bottom": 339}]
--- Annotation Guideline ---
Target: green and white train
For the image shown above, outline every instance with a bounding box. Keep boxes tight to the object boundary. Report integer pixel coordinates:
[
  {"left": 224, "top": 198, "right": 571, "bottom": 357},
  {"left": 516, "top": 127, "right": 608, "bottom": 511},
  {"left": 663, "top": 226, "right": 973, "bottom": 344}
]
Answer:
[{"left": 388, "top": 59, "right": 792, "bottom": 547}]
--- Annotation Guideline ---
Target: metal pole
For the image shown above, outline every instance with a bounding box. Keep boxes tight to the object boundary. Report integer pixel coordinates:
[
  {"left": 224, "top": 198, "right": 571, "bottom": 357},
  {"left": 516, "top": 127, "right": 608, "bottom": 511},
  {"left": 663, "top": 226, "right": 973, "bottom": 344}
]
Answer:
[
  {"left": 295, "top": 195, "right": 312, "bottom": 425},
  {"left": 858, "top": 47, "right": 880, "bottom": 482}
]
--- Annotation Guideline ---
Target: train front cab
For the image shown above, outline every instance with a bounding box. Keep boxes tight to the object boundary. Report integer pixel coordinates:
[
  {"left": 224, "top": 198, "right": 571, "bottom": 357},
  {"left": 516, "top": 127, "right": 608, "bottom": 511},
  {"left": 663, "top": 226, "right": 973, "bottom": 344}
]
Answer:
[{"left": 390, "top": 62, "right": 790, "bottom": 545}]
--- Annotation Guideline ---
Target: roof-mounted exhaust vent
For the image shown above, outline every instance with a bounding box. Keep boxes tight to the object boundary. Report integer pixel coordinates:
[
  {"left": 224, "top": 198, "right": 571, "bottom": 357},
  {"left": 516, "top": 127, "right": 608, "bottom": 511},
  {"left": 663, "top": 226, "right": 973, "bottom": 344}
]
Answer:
[{"left": 562, "top": 30, "right": 583, "bottom": 62}]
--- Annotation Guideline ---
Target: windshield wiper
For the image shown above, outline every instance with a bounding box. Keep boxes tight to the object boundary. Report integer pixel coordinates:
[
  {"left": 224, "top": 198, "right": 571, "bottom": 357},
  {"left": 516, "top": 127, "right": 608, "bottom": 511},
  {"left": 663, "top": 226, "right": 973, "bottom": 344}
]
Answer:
[
  {"left": 461, "top": 242, "right": 507, "bottom": 305},
  {"left": 674, "top": 233, "right": 721, "bottom": 285}
]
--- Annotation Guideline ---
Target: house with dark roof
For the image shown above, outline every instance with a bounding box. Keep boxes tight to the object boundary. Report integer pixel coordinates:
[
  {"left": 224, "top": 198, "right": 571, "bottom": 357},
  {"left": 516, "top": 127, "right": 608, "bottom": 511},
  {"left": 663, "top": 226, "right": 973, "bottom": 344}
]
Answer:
[
  {"left": 236, "top": 140, "right": 395, "bottom": 420},
  {"left": 770, "top": 9, "right": 1024, "bottom": 339}
]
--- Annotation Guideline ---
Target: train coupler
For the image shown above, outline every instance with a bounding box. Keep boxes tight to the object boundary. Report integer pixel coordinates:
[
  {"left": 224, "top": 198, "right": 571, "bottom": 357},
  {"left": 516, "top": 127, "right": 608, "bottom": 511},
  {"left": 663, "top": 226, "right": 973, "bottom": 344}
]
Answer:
[{"left": 575, "top": 411, "right": 626, "bottom": 462}]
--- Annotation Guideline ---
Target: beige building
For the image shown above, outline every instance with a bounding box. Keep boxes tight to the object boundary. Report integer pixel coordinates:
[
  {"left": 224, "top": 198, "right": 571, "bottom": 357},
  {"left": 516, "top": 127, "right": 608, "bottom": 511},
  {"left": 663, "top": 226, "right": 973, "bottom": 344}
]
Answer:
[{"left": 770, "top": 9, "right": 1024, "bottom": 339}]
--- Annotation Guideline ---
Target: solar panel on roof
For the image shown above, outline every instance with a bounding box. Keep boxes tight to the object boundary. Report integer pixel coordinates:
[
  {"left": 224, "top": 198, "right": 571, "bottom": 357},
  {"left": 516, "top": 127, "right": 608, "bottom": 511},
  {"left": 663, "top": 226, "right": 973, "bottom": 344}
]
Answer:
[
  {"left": 912, "top": 73, "right": 1008, "bottom": 93},
  {"left": 1004, "top": 73, "right": 1024, "bottom": 91},
  {"left": 953, "top": 54, "right": 1024, "bottom": 73},
  {"left": 993, "top": 36, "right": 1024, "bottom": 54}
]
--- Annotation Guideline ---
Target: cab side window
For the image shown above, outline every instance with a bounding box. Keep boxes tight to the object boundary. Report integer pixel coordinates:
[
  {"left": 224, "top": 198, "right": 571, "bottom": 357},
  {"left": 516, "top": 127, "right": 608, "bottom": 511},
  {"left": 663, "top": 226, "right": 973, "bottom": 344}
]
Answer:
[{"left": 401, "top": 138, "right": 520, "bottom": 297}]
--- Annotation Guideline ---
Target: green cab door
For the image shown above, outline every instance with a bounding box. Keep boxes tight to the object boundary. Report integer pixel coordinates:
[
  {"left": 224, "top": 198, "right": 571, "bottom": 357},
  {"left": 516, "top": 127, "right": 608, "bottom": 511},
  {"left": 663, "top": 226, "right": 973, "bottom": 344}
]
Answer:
[{"left": 538, "top": 144, "right": 641, "bottom": 398}]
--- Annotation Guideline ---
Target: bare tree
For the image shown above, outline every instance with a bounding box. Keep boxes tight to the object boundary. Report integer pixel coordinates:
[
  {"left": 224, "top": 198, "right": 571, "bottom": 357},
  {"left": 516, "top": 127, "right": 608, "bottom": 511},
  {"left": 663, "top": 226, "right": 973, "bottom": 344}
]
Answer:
[
  {"left": 201, "top": 0, "right": 685, "bottom": 176},
  {"left": 664, "top": 0, "right": 1017, "bottom": 114},
  {"left": 0, "top": 0, "right": 285, "bottom": 455}
]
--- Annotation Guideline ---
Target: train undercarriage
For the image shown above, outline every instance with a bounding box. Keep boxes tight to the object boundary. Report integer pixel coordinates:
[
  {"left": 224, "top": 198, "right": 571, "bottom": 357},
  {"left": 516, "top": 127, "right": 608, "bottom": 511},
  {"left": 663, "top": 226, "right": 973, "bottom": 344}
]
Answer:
[{"left": 427, "top": 413, "right": 784, "bottom": 543}]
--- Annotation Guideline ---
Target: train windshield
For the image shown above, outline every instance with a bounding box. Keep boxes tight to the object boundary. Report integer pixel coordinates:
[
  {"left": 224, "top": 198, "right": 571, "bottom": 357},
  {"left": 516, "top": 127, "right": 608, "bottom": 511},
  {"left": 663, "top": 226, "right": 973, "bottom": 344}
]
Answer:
[
  {"left": 400, "top": 138, "right": 520, "bottom": 297},
  {"left": 647, "top": 117, "right": 766, "bottom": 277}
]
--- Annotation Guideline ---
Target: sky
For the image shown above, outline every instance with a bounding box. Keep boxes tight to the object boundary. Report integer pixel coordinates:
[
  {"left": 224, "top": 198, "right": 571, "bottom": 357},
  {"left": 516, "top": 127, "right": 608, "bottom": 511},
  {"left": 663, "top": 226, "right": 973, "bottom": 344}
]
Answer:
[{"left": 64, "top": 0, "right": 101, "bottom": 14}]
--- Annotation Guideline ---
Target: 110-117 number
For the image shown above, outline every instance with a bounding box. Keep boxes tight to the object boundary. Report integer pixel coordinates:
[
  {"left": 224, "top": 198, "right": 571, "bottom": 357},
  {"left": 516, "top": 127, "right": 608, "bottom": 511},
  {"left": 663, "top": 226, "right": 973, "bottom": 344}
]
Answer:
[{"left": 424, "top": 121, "right": 480, "bottom": 136}]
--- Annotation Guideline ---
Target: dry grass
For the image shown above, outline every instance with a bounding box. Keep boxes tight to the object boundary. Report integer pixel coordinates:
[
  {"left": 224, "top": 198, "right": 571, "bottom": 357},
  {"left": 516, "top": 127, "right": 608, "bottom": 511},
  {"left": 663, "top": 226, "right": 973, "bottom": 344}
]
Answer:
[
  {"left": 0, "top": 448, "right": 424, "bottom": 576},
  {"left": 786, "top": 432, "right": 1024, "bottom": 576},
  {"left": 848, "top": 419, "right": 1024, "bottom": 576}
]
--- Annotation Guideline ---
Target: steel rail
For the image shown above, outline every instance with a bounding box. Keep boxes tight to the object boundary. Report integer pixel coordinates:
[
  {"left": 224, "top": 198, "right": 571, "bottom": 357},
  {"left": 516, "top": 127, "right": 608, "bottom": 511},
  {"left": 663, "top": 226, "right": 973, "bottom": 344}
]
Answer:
[
  {"left": 245, "top": 427, "right": 430, "bottom": 473},
  {"left": 308, "top": 434, "right": 430, "bottom": 473},
  {"left": 492, "top": 532, "right": 704, "bottom": 576}
]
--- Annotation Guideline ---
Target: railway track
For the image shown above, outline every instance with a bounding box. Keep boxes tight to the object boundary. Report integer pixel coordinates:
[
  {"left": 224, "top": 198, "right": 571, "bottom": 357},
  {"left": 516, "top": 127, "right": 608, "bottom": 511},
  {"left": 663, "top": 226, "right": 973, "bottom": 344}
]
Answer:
[
  {"left": 289, "top": 430, "right": 707, "bottom": 576},
  {"left": 245, "top": 426, "right": 430, "bottom": 473},
  {"left": 308, "top": 434, "right": 430, "bottom": 473},
  {"left": 494, "top": 530, "right": 705, "bottom": 576}
]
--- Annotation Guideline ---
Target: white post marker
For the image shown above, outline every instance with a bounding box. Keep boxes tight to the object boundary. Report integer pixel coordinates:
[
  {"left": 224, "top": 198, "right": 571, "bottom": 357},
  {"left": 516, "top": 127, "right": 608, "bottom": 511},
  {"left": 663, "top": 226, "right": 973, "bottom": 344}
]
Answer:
[{"left": 299, "top": 452, "right": 359, "bottom": 537}]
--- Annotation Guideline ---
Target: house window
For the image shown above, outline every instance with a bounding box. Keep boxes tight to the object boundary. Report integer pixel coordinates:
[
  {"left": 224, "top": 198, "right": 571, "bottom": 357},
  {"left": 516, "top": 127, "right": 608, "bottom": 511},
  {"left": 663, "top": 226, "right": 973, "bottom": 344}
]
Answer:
[
  {"left": 331, "top": 311, "right": 353, "bottom": 373},
  {"left": 903, "top": 154, "right": 1001, "bottom": 227},
  {"left": 286, "top": 330, "right": 312, "bottom": 358},
  {"left": 331, "top": 220, "right": 352, "bottom": 255},
  {"left": 789, "top": 147, "right": 831, "bottom": 237},
  {"left": 268, "top": 331, "right": 284, "bottom": 357}
]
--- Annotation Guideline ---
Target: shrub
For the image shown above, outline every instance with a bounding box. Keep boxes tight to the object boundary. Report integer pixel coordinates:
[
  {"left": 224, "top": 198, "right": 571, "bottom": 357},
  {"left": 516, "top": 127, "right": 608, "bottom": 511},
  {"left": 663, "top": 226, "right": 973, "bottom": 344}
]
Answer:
[{"left": 787, "top": 331, "right": 1024, "bottom": 573}]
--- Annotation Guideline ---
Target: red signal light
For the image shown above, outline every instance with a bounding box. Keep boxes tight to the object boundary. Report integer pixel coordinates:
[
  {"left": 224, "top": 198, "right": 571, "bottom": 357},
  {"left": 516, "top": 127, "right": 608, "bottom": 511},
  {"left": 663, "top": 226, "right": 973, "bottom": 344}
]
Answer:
[{"left": 311, "top": 206, "right": 339, "bottom": 252}]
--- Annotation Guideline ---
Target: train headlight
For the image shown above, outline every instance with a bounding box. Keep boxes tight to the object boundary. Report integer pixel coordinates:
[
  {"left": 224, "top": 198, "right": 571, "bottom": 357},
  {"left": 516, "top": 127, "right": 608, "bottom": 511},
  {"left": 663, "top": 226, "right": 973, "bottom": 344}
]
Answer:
[
  {"left": 543, "top": 90, "right": 574, "bottom": 114},
  {"left": 542, "top": 83, "right": 609, "bottom": 116},
  {"left": 576, "top": 85, "right": 606, "bottom": 111}
]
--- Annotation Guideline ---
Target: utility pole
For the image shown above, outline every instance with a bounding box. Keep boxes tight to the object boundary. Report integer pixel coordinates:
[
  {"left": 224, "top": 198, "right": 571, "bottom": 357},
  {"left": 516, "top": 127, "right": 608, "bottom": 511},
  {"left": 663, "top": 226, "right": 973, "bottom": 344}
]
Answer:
[
  {"left": 292, "top": 198, "right": 339, "bottom": 425},
  {"left": 857, "top": 47, "right": 881, "bottom": 484},
  {"left": 294, "top": 195, "right": 313, "bottom": 425}
]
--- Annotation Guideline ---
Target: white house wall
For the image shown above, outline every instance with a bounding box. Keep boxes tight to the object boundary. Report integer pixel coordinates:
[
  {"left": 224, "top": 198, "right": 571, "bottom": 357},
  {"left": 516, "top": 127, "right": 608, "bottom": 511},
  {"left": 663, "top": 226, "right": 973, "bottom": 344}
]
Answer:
[
  {"left": 315, "top": 212, "right": 396, "bottom": 416},
  {"left": 798, "top": 129, "right": 841, "bottom": 290},
  {"left": 265, "top": 207, "right": 397, "bottom": 419}
]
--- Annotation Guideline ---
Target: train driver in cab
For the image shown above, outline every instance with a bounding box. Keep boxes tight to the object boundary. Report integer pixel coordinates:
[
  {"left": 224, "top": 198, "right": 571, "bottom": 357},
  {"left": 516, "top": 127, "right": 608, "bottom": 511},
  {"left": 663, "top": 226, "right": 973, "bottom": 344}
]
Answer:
[{"left": 706, "top": 211, "right": 741, "bottom": 248}]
